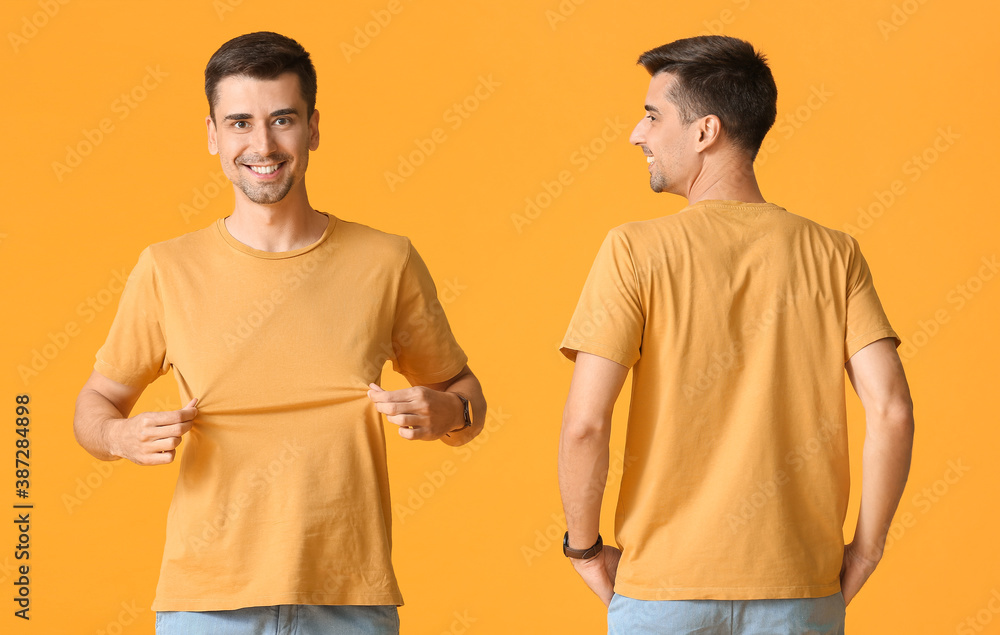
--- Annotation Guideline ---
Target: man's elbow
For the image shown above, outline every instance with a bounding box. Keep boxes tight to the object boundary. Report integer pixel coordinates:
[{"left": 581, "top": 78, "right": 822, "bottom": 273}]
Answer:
[
  {"left": 71, "top": 388, "right": 91, "bottom": 447},
  {"left": 561, "top": 411, "right": 611, "bottom": 444},
  {"left": 869, "top": 395, "right": 915, "bottom": 441}
]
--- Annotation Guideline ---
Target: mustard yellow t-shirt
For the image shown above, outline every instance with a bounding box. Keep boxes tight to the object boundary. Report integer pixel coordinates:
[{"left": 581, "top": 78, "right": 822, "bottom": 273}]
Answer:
[
  {"left": 560, "top": 199, "right": 900, "bottom": 601},
  {"left": 94, "top": 212, "right": 468, "bottom": 611}
]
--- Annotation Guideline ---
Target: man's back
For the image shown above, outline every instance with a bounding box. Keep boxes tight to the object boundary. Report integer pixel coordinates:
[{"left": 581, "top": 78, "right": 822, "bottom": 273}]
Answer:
[{"left": 560, "top": 198, "right": 900, "bottom": 600}]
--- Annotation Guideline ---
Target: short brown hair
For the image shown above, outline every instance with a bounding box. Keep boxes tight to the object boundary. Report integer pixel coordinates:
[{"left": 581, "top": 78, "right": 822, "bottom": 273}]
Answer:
[
  {"left": 205, "top": 31, "right": 317, "bottom": 123},
  {"left": 638, "top": 36, "right": 777, "bottom": 160}
]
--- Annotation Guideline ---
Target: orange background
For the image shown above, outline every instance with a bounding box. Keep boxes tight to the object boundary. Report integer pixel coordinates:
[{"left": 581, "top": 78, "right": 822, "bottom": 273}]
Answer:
[{"left": 3, "top": 0, "right": 999, "bottom": 633}]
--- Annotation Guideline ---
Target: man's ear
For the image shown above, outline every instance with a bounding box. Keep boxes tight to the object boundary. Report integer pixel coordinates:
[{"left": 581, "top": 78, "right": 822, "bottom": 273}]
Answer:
[
  {"left": 308, "top": 108, "right": 320, "bottom": 151},
  {"left": 694, "top": 114, "right": 723, "bottom": 153},
  {"left": 206, "top": 115, "right": 219, "bottom": 155}
]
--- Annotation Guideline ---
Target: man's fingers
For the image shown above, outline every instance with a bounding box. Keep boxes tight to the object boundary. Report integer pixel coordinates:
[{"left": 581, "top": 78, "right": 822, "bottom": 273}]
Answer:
[
  {"left": 174, "top": 420, "right": 195, "bottom": 436},
  {"left": 146, "top": 402, "right": 200, "bottom": 428},
  {"left": 149, "top": 410, "right": 194, "bottom": 436},
  {"left": 374, "top": 401, "right": 426, "bottom": 419},
  {"left": 574, "top": 557, "right": 615, "bottom": 606},
  {"left": 145, "top": 421, "right": 194, "bottom": 443},
  {"left": 385, "top": 413, "right": 418, "bottom": 428},
  {"left": 396, "top": 422, "right": 432, "bottom": 441},
  {"left": 137, "top": 449, "right": 175, "bottom": 466},
  {"left": 148, "top": 436, "right": 183, "bottom": 453},
  {"left": 367, "top": 386, "right": 416, "bottom": 404},
  {"left": 178, "top": 398, "right": 199, "bottom": 421},
  {"left": 373, "top": 401, "right": 404, "bottom": 416}
]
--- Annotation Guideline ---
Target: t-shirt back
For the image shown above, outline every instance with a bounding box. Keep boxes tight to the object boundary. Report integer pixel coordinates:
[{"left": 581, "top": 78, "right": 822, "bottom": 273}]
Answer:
[{"left": 560, "top": 199, "right": 900, "bottom": 600}]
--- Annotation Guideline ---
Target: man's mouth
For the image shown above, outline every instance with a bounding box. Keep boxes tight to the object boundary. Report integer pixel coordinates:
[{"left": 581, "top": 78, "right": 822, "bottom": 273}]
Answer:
[{"left": 243, "top": 162, "right": 285, "bottom": 177}]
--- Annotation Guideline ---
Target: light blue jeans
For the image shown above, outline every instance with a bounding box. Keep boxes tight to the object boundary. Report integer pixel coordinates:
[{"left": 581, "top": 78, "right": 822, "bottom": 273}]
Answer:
[
  {"left": 155, "top": 604, "right": 399, "bottom": 635},
  {"left": 607, "top": 591, "right": 846, "bottom": 635}
]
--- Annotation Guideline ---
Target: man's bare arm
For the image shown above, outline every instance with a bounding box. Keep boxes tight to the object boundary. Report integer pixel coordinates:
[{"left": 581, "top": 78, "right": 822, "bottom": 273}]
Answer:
[
  {"left": 559, "top": 351, "right": 630, "bottom": 606},
  {"left": 841, "top": 337, "right": 915, "bottom": 605},
  {"left": 73, "top": 369, "right": 197, "bottom": 465}
]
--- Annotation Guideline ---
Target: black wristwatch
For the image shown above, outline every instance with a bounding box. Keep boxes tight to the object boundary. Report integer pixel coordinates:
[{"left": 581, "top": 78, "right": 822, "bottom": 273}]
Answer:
[
  {"left": 448, "top": 393, "right": 472, "bottom": 434},
  {"left": 563, "top": 532, "right": 603, "bottom": 559}
]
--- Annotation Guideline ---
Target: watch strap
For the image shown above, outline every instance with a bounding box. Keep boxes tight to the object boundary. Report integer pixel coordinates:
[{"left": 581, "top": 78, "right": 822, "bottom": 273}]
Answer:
[
  {"left": 563, "top": 532, "right": 603, "bottom": 559},
  {"left": 448, "top": 393, "right": 472, "bottom": 433}
]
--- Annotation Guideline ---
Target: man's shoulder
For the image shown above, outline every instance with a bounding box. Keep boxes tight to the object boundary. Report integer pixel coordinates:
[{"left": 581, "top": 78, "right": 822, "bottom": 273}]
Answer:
[
  {"left": 332, "top": 216, "right": 411, "bottom": 256},
  {"left": 773, "top": 207, "right": 860, "bottom": 255},
  {"left": 143, "top": 220, "right": 219, "bottom": 260},
  {"left": 774, "top": 206, "right": 850, "bottom": 236},
  {"left": 331, "top": 218, "right": 415, "bottom": 278},
  {"left": 607, "top": 205, "right": 721, "bottom": 239},
  {"left": 602, "top": 213, "right": 693, "bottom": 248},
  {"left": 124, "top": 222, "right": 219, "bottom": 273},
  {"left": 606, "top": 203, "right": 859, "bottom": 259}
]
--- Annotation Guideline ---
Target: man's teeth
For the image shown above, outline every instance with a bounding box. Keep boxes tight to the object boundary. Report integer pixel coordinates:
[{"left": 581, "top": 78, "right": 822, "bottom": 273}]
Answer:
[
  {"left": 248, "top": 164, "right": 280, "bottom": 174},
  {"left": 646, "top": 156, "right": 654, "bottom": 164}
]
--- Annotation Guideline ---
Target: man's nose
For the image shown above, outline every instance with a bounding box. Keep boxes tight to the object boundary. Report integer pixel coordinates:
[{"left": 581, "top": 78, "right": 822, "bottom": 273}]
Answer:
[
  {"left": 629, "top": 119, "right": 646, "bottom": 146},
  {"left": 250, "top": 124, "right": 278, "bottom": 156}
]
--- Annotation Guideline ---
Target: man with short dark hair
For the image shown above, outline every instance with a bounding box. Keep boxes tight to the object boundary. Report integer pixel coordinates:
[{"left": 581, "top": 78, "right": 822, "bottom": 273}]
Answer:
[
  {"left": 73, "top": 31, "right": 485, "bottom": 634},
  {"left": 558, "top": 35, "right": 913, "bottom": 634}
]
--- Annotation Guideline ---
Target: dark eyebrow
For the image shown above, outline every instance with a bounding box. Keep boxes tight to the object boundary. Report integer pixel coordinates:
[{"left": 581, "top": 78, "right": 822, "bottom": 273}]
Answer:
[
  {"left": 644, "top": 104, "right": 661, "bottom": 114},
  {"left": 223, "top": 108, "right": 299, "bottom": 121}
]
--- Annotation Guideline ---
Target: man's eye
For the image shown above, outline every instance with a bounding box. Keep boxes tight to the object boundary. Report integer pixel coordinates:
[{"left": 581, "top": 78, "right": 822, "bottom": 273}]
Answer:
[
  {"left": 234, "top": 121, "right": 249, "bottom": 129},
  {"left": 275, "top": 117, "right": 290, "bottom": 125},
  {"left": 646, "top": 115, "right": 656, "bottom": 122}
]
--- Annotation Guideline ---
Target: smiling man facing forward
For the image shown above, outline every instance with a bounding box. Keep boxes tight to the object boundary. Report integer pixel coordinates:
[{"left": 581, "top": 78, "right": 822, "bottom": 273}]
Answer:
[{"left": 73, "top": 31, "right": 486, "bottom": 635}]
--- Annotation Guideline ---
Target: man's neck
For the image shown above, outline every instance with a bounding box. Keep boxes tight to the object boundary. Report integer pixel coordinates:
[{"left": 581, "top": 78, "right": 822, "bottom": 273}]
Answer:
[
  {"left": 225, "top": 193, "right": 328, "bottom": 252},
  {"left": 684, "top": 155, "right": 767, "bottom": 206}
]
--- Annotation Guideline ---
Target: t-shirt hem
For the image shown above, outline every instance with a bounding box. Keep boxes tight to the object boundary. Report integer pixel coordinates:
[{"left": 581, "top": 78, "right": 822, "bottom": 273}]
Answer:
[
  {"left": 559, "top": 340, "right": 635, "bottom": 369},
  {"left": 400, "top": 353, "right": 469, "bottom": 386},
  {"left": 614, "top": 581, "right": 842, "bottom": 601},
  {"left": 93, "top": 359, "right": 154, "bottom": 389},
  {"left": 846, "top": 327, "right": 901, "bottom": 361},
  {"left": 151, "top": 591, "right": 404, "bottom": 612}
]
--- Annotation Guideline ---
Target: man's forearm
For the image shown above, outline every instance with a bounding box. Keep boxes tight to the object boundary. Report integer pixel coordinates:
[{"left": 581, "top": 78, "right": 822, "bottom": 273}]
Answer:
[
  {"left": 851, "top": 407, "right": 914, "bottom": 557},
  {"left": 558, "top": 418, "right": 611, "bottom": 549},
  {"left": 440, "top": 372, "right": 486, "bottom": 446},
  {"left": 73, "top": 389, "right": 125, "bottom": 461}
]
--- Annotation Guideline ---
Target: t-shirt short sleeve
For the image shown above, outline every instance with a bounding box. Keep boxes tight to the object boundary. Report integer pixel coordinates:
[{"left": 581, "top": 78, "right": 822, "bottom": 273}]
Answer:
[
  {"left": 844, "top": 236, "right": 901, "bottom": 362},
  {"left": 94, "top": 246, "right": 170, "bottom": 388},
  {"left": 390, "top": 240, "right": 468, "bottom": 385},
  {"left": 559, "top": 228, "right": 644, "bottom": 368}
]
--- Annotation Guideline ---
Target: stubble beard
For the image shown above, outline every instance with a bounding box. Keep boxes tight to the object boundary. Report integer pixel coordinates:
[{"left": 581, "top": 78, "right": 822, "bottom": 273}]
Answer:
[
  {"left": 233, "top": 151, "right": 302, "bottom": 205},
  {"left": 649, "top": 166, "right": 667, "bottom": 193}
]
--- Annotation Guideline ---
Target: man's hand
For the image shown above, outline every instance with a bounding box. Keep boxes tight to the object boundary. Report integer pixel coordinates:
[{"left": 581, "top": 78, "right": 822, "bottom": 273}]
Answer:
[
  {"left": 570, "top": 545, "right": 622, "bottom": 607},
  {"left": 839, "top": 540, "right": 881, "bottom": 606},
  {"left": 367, "top": 384, "right": 464, "bottom": 440},
  {"left": 111, "top": 398, "right": 198, "bottom": 466}
]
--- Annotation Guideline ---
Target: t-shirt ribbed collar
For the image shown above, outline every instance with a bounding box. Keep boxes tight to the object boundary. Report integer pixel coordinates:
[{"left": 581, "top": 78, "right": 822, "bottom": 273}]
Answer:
[
  {"left": 682, "top": 199, "right": 785, "bottom": 213},
  {"left": 215, "top": 211, "right": 338, "bottom": 260}
]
